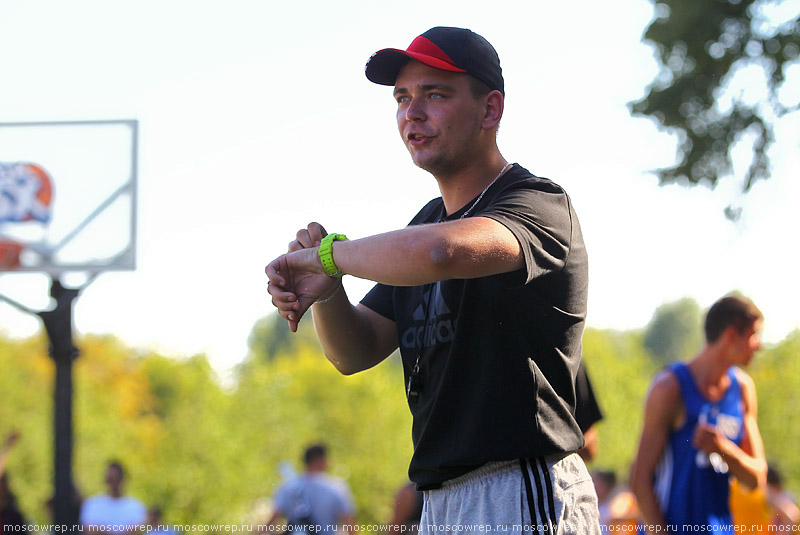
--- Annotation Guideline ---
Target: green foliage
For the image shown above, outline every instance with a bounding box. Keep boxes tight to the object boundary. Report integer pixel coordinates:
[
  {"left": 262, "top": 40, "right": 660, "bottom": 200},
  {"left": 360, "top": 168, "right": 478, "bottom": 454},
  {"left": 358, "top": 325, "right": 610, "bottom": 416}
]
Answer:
[
  {"left": 242, "top": 313, "right": 322, "bottom": 369},
  {"left": 748, "top": 330, "right": 800, "bottom": 489},
  {"left": 134, "top": 353, "right": 243, "bottom": 524},
  {"left": 2, "top": 311, "right": 799, "bottom": 525},
  {"left": 643, "top": 297, "right": 704, "bottom": 363},
  {"left": 232, "top": 345, "right": 412, "bottom": 526},
  {"left": 0, "top": 317, "right": 412, "bottom": 526},
  {"left": 631, "top": 0, "right": 799, "bottom": 205},
  {"left": 0, "top": 334, "right": 52, "bottom": 521},
  {"left": 582, "top": 328, "right": 659, "bottom": 478}
]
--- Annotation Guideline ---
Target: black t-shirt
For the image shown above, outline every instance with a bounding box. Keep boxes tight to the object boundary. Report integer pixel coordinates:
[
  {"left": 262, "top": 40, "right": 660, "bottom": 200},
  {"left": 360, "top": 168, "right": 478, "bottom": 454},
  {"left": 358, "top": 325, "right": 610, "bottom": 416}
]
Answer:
[
  {"left": 574, "top": 360, "right": 603, "bottom": 433},
  {"left": 361, "top": 164, "right": 589, "bottom": 489}
]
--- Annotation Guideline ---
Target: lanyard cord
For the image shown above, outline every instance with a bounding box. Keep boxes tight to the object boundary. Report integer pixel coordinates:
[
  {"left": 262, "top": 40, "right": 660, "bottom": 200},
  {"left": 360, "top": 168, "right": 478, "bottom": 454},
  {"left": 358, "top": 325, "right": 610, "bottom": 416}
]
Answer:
[
  {"left": 406, "top": 163, "right": 512, "bottom": 402},
  {"left": 407, "top": 282, "right": 437, "bottom": 403}
]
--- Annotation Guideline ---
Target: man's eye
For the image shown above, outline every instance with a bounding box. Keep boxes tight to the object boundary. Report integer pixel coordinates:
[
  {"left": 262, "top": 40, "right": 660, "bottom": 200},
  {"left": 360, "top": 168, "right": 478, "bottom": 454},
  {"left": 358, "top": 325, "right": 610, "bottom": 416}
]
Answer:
[
  {"left": 430, "top": 93, "right": 443, "bottom": 99},
  {"left": 396, "top": 95, "right": 410, "bottom": 103}
]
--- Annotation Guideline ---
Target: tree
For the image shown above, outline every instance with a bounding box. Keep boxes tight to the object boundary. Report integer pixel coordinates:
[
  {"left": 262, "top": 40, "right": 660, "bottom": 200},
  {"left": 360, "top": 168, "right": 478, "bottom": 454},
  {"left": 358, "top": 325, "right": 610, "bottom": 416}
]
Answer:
[
  {"left": 748, "top": 329, "right": 800, "bottom": 489},
  {"left": 643, "top": 297, "right": 703, "bottom": 363},
  {"left": 135, "top": 352, "right": 242, "bottom": 524},
  {"left": 581, "top": 328, "right": 658, "bottom": 476},
  {"left": 631, "top": 0, "right": 799, "bottom": 218},
  {"left": 0, "top": 334, "right": 52, "bottom": 521},
  {"left": 231, "top": 346, "right": 412, "bottom": 526},
  {"left": 243, "top": 313, "right": 321, "bottom": 366},
  {"left": 3, "top": 322, "right": 800, "bottom": 522}
]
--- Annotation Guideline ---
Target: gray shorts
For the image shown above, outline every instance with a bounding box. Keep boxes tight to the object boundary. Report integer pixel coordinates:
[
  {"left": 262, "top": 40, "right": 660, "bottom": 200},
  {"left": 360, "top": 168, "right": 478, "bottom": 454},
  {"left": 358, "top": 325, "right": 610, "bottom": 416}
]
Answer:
[{"left": 419, "top": 453, "right": 600, "bottom": 535}]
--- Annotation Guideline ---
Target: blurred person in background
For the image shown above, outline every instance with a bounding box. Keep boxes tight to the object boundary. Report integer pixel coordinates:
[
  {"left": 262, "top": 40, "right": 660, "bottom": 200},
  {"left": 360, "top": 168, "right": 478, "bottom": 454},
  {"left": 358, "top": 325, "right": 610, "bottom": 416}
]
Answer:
[
  {"left": 80, "top": 461, "right": 146, "bottom": 534},
  {"left": 632, "top": 295, "right": 767, "bottom": 535},
  {"left": 766, "top": 464, "right": 800, "bottom": 534},
  {"left": 592, "top": 470, "right": 640, "bottom": 534},
  {"left": 265, "top": 444, "right": 355, "bottom": 535},
  {"left": 1, "top": 431, "right": 27, "bottom": 532},
  {"left": 731, "top": 463, "right": 800, "bottom": 534},
  {"left": 388, "top": 481, "right": 424, "bottom": 533}
]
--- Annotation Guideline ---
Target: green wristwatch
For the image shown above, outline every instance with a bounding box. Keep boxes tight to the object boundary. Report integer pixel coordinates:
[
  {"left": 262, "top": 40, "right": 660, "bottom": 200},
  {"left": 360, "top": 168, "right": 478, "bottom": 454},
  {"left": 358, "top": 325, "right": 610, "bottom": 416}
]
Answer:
[{"left": 318, "top": 233, "right": 348, "bottom": 277}]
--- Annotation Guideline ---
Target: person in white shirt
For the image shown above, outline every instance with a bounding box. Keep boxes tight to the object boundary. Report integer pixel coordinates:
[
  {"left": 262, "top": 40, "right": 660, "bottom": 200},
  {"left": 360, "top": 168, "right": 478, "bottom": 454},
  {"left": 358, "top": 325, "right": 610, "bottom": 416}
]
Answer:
[{"left": 80, "top": 461, "right": 146, "bottom": 534}]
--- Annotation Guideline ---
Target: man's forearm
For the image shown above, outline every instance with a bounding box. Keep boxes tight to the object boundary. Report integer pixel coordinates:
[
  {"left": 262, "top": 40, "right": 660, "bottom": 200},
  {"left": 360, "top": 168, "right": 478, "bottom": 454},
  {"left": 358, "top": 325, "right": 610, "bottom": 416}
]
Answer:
[
  {"left": 631, "top": 475, "right": 668, "bottom": 534},
  {"left": 312, "top": 286, "right": 395, "bottom": 375},
  {"left": 718, "top": 440, "right": 767, "bottom": 489},
  {"left": 333, "top": 219, "right": 522, "bottom": 286},
  {"left": 634, "top": 498, "right": 668, "bottom": 533},
  {"left": 267, "top": 218, "right": 519, "bottom": 369},
  {"left": 307, "top": 220, "right": 518, "bottom": 373}
]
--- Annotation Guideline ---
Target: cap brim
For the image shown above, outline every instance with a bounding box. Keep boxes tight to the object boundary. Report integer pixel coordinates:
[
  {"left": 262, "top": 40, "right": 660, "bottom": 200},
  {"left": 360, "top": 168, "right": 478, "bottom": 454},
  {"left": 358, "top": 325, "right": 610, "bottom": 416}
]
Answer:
[{"left": 365, "top": 48, "right": 466, "bottom": 86}]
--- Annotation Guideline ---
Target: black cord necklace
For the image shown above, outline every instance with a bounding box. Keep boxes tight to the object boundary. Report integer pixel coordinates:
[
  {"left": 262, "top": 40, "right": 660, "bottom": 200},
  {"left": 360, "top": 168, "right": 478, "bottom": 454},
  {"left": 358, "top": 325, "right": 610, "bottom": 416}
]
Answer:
[{"left": 406, "top": 283, "right": 436, "bottom": 404}]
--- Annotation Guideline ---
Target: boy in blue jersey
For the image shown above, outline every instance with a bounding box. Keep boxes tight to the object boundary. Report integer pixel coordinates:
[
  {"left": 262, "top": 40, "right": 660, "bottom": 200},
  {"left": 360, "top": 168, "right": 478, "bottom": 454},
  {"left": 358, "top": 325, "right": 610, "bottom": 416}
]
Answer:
[{"left": 631, "top": 295, "right": 767, "bottom": 534}]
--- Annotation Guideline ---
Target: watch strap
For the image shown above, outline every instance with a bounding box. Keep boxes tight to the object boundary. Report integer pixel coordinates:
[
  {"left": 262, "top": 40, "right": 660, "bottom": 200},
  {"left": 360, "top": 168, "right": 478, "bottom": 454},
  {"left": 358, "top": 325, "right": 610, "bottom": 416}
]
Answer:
[{"left": 318, "top": 233, "right": 348, "bottom": 277}]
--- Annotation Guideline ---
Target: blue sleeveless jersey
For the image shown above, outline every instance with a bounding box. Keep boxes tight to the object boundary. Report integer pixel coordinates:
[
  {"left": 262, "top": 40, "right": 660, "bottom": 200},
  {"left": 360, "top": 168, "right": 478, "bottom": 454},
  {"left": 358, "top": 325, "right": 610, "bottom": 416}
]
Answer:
[{"left": 653, "top": 362, "right": 744, "bottom": 534}]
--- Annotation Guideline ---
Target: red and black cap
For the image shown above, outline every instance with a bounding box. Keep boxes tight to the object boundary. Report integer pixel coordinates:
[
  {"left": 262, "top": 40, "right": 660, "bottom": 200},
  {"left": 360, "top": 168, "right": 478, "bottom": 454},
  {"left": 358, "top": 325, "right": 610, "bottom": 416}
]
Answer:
[{"left": 365, "top": 27, "right": 504, "bottom": 96}]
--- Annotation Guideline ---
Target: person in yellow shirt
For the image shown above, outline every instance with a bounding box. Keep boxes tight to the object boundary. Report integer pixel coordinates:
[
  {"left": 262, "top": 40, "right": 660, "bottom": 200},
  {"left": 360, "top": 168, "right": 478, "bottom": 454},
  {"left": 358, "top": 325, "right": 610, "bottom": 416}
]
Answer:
[
  {"left": 730, "top": 464, "right": 800, "bottom": 535},
  {"left": 730, "top": 477, "right": 770, "bottom": 534}
]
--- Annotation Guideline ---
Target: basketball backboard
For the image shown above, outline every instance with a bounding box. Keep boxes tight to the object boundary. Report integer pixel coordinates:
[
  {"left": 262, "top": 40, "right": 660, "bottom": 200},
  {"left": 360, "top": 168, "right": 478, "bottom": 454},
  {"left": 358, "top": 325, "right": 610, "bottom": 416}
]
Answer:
[{"left": 0, "top": 120, "right": 137, "bottom": 275}]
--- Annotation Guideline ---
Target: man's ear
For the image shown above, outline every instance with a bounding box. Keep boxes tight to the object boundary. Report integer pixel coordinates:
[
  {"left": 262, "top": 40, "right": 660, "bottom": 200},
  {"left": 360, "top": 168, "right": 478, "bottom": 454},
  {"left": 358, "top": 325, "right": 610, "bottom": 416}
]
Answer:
[
  {"left": 482, "top": 90, "right": 504, "bottom": 130},
  {"left": 721, "top": 324, "right": 740, "bottom": 344}
]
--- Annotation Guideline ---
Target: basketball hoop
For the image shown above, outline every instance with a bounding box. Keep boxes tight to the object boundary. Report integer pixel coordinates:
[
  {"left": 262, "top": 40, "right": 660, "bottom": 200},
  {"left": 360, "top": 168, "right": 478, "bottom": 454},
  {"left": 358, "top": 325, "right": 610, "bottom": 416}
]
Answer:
[
  {"left": 0, "top": 119, "right": 139, "bottom": 529},
  {"left": 0, "top": 239, "right": 23, "bottom": 269}
]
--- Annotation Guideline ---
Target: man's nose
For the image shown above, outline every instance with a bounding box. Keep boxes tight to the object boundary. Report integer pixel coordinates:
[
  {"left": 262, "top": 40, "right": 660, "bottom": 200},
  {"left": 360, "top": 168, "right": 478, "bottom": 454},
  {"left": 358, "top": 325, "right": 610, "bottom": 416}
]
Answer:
[{"left": 405, "top": 98, "right": 426, "bottom": 122}]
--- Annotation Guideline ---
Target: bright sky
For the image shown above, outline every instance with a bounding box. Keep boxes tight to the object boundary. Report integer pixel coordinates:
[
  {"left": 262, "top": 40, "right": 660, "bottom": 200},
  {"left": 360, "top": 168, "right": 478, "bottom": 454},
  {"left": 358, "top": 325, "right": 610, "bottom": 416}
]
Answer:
[{"left": 1, "top": 0, "right": 798, "bottom": 378}]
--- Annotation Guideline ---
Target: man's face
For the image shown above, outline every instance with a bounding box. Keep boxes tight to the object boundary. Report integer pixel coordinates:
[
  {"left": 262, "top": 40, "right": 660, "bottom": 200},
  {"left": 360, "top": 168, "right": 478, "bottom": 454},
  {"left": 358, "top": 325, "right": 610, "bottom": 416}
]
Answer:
[
  {"left": 732, "top": 320, "right": 763, "bottom": 367},
  {"left": 393, "top": 61, "right": 487, "bottom": 176},
  {"left": 105, "top": 465, "right": 123, "bottom": 495}
]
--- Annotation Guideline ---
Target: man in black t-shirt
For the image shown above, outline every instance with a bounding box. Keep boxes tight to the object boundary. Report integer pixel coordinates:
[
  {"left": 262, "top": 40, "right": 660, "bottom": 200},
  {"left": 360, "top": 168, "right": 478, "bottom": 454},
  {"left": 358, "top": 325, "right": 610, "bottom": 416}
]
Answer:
[{"left": 267, "top": 26, "right": 600, "bottom": 534}]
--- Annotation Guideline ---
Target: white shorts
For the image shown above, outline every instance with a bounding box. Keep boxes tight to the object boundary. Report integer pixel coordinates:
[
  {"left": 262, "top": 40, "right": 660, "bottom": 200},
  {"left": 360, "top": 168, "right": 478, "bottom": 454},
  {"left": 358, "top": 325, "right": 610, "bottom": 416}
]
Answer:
[{"left": 419, "top": 453, "right": 600, "bottom": 535}]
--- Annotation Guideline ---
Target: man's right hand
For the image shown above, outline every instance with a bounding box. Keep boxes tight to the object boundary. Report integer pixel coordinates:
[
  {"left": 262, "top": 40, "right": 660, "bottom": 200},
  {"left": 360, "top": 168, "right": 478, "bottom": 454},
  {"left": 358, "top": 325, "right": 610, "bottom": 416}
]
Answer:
[{"left": 266, "top": 223, "right": 342, "bottom": 332}]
